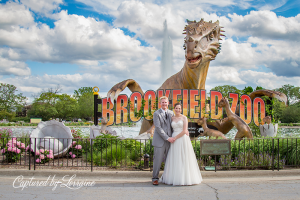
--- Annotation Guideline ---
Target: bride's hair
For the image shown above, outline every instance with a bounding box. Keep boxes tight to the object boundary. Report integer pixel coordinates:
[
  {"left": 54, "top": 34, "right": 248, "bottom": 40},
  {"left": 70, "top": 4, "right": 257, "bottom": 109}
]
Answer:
[{"left": 174, "top": 102, "right": 182, "bottom": 108}]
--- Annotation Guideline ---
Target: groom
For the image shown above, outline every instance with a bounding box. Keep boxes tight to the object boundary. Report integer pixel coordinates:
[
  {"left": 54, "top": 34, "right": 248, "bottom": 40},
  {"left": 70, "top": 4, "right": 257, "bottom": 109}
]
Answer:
[{"left": 152, "top": 96, "right": 175, "bottom": 186}]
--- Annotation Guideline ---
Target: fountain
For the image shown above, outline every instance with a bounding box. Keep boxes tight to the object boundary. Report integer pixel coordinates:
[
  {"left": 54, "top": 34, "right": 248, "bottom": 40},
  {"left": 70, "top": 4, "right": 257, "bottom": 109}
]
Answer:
[{"left": 160, "top": 20, "right": 174, "bottom": 82}]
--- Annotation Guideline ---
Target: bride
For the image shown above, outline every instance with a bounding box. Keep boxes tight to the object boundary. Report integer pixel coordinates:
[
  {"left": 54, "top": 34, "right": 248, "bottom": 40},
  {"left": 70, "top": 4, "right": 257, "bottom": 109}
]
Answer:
[{"left": 160, "top": 102, "right": 202, "bottom": 185}]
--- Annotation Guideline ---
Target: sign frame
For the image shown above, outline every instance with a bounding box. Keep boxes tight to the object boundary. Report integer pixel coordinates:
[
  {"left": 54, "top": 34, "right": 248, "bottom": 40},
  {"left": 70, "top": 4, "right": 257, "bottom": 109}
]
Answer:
[{"left": 200, "top": 140, "right": 231, "bottom": 156}]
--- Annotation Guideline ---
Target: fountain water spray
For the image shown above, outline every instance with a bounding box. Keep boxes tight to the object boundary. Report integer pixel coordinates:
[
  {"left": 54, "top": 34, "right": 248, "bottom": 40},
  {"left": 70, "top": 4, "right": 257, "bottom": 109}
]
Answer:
[{"left": 161, "top": 20, "right": 174, "bottom": 81}]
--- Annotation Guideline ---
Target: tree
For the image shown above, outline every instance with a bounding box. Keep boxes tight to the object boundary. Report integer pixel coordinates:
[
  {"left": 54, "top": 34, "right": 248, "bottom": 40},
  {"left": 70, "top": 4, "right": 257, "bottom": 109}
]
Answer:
[
  {"left": 0, "top": 83, "right": 27, "bottom": 120},
  {"left": 27, "top": 103, "right": 58, "bottom": 121},
  {"left": 55, "top": 94, "right": 78, "bottom": 120},
  {"left": 28, "top": 89, "right": 60, "bottom": 120},
  {"left": 255, "top": 86, "right": 264, "bottom": 90},
  {"left": 275, "top": 84, "right": 300, "bottom": 106},
  {"left": 74, "top": 87, "right": 94, "bottom": 120},
  {"left": 211, "top": 85, "right": 241, "bottom": 97},
  {"left": 242, "top": 86, "right": 254, "bottom": 95}
]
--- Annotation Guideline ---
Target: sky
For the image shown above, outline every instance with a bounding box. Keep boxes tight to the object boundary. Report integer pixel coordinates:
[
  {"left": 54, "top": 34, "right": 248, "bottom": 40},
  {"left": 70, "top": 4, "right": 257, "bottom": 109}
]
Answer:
[{"left": 0, "top": 0, "right": 300, "bottom": 102}]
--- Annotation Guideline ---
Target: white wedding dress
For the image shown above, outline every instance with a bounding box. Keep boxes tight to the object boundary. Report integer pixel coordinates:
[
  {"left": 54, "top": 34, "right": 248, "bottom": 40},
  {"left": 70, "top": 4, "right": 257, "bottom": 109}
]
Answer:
[{"left": 160, "top": 120, "right": 202, "bottom": 185}]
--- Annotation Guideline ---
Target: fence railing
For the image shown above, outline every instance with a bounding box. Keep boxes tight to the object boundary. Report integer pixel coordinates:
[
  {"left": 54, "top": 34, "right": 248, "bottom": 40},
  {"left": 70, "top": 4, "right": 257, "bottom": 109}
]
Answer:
[{"left": 0, "top": 137, "right": 299, "bottom": 171}]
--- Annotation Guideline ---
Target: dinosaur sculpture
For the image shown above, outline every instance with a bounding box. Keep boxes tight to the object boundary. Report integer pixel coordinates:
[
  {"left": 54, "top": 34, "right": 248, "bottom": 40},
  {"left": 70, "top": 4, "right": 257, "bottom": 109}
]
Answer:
[
  {"left": 107, "top": 19, "right": 224, "bottom": 134},
  {"left": 197, "top": 117, "right": 227, "bottom": 139},
  {"left": 218, "top": 97, "right": 253, "bottom": 139}
]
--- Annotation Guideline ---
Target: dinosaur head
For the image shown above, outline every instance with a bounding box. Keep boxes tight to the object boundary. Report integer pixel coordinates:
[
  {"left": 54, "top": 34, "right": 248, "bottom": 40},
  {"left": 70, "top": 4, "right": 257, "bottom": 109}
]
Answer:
[
  {"left": 197, "top": 117, "right": 206, "bottom": 126},
  {"left": 183, "top": 19, "right": 224, "bottom": 69},
  {"left": 218, "top": 97, "right": 228, "bottom": 108}
]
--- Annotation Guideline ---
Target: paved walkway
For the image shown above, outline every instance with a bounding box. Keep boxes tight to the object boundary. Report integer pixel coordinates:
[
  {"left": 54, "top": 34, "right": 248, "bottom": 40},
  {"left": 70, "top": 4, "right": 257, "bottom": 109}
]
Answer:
[{"left": 0, "top": 169, "right": 299, "bottom": 200}]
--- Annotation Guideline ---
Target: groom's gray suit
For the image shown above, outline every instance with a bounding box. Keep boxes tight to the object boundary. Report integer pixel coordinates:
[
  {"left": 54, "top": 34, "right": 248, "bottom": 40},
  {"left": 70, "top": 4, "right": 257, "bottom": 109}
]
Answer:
[{"left": 152, "top": 108, "right": 174, "bottom": 181}]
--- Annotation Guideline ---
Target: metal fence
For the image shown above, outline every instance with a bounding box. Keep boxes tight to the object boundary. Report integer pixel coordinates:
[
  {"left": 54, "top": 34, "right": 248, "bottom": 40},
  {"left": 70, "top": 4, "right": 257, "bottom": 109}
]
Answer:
[{"left": 0, "top": 137, "right": 299, "bottom": 171}]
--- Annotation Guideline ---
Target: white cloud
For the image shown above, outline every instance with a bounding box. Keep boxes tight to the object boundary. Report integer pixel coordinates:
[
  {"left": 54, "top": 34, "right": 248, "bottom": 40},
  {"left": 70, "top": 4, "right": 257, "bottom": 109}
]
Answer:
[
  {"left": 20, "top": 0, "right": 63, "bottom": 17},
  {"left": 226, "top": 10, "right": 300, "bottom": 40},
  {"left": 0, "top": 49, "right": 31, "bottom": 76},
  {"left": 0, "top": 1, "right": 34, "bottom": 30}
]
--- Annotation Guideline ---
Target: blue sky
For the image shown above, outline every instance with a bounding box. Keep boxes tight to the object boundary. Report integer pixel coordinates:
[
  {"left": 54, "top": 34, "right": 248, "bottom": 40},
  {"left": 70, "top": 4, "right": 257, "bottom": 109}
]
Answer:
[{"left": 0, "top": 0, "right": 300, "bottom": 101}]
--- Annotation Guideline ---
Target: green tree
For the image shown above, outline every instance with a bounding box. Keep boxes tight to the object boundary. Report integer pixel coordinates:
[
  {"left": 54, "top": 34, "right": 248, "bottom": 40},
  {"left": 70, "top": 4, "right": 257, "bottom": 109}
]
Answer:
[
  {"left": 55, "top": 94, "right": 78, "bottom": 120},
  {"left": 211, "top": 85, "right": 241, "bottom": 97},
  {"left": 275, "top": 84, "right": 300, "bottom": 106},
  {"left": 255, "top": 86, "right": 264, "bottom": 90},
  {"left": 27, "top": 103, "right": 58, "bottom": 121},
  {"left": 0, "top": 83, "right": 27, "bottom": 120},
  {"left": 242, "top": 86, "right": 254, "bottom": 95},
  {"left": 28, "top": 89, "right": 60, "bottom": 121},
  {"left": 74, "top": 87, "right": 94, "bottom": 120}
]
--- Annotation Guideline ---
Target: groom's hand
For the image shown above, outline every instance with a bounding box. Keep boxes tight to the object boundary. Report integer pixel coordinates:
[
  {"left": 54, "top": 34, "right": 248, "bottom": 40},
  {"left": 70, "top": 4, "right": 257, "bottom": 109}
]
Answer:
[{"left": 167, "top": 137, "right": 175, "bottom": 143}]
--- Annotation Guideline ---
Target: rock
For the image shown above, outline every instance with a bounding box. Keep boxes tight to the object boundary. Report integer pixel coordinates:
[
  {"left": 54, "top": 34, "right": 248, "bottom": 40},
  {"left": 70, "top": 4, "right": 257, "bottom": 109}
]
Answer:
[
  {"left": 39, "top": 136, "right": 64, "bottom": 154},
  {"left": 260, "top": 124, "right": 278, "bottom": 137},
  {"left": 30, "top": 120, "right": 73, "bottom": 157}
]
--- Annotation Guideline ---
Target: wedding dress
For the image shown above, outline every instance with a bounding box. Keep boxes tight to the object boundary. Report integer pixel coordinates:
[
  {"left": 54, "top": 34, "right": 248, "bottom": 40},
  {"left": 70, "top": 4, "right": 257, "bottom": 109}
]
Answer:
[{"left": 160, "top": 120, "right": 202, "bottom": 185}]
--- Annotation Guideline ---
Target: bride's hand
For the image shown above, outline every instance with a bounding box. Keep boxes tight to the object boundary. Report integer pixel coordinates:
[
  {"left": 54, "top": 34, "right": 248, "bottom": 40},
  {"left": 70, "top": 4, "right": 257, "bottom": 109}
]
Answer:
[{"left": 186, "top": 131, "right": 189, "bottom": 136}]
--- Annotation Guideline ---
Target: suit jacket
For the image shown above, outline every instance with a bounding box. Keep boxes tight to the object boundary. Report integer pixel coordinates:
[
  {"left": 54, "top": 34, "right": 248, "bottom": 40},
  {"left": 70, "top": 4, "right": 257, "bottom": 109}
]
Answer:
[{"left": 152, "top": 108, "right": 174, "bottom": 147}]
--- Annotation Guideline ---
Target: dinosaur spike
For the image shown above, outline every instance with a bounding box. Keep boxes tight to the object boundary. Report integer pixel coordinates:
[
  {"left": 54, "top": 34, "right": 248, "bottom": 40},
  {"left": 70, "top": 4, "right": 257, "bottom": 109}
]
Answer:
[
  {"left": 188, "top": 36, "right": 194, "bottom": 42},
  {"left": 220, "top": 26, "right": 224, "bottom": 28},
  {"left": 220, "top": 30, "right": 225, "bottom": 32},
  {"left": 220, "top": 34, "right": 226, "bottom": 37},
  {"left": 182, "top": 32, "right": 186, "bottom": 34},
  {"left": 215, "top": 20, "right": 219, "bottom": 24},
  {"left": 218, "top": 37, "right": 222, "bottom": 40},
  {"left": 209, "top": 20, "right": 212, "bottom": 23}
]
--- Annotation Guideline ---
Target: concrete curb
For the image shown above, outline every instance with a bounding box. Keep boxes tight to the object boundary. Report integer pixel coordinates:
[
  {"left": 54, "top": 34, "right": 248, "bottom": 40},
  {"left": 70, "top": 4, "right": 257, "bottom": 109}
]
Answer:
[{"left": 0, "top": 168, "right": 299, "bottom": 180}]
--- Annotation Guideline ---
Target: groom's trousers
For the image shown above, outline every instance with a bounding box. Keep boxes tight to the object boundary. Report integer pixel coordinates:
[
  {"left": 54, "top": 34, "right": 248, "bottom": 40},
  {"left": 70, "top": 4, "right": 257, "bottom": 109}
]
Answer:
[{"left": 152, "top": 141, "right": 170, "bottom": 181}]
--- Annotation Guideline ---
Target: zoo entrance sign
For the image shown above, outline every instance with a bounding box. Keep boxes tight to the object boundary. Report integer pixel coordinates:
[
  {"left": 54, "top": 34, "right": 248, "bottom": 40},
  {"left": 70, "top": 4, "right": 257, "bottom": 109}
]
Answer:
[{"left": 94, "top": 88, "right": 266, "bottom": 127}]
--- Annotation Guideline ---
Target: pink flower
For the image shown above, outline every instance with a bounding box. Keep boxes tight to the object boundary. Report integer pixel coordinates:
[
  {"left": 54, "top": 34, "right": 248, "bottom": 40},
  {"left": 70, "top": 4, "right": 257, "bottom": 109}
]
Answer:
[
  {"left": 25, "top": 145, "right": 30, "bottom": 151},
  {"left": 39, "top": 154, "right": 45, "bottom": 159},
  {"left": 36, "top": 159, "right": 41, "bottom": 163},
  {"left": 1, "top": 149, "right": 5, "bottom": 154},
  {"left": 35, "top": 150, "right": 40, "bottom": 156},
  {"left": 6, "top": 143, "right": 12, "bottom": 147},
  {"left": 16, "top": 141, "right": 21, "bottom": 146},
  {"left": 47, "top": 154, "right": 54, "bottom": 159},
  {"left": 72, "top": 141, "right": 76, "bottom": 146},
  {"left": 7, "top": 147, "right": 12, "bottom": 152},
  {"left": 69, "top": 152, "right": 73, "bottom": 156},
  {"left": 74, "top": 145, "right": 82, "bottom": 150},
  {"left": 71, "top": 154, "right": 76, "bottom": 158},
  {"left": 71, "top": 129, "right": 76, "bottom": 133},
  {"left": 12, "top": 138, "right": 17, "bottom": 144},
  {"left": 16, "top": 148, "right": 21, "bottom": 154},
  {"left": 39, "top": 149, "right": 44, "bottom": 154}
]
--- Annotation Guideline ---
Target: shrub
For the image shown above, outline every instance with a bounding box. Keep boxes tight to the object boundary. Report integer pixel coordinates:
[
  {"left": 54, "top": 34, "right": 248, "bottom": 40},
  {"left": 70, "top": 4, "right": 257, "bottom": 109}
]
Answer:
[
  {"left": 35, "top": 149, "right": 54, "bottom": 164},
  {"left": 1, "top": 138, "right": 25, "bottom": 162},
  {"left": 68, "top": 141, "right": 83, "bottom": 158}
]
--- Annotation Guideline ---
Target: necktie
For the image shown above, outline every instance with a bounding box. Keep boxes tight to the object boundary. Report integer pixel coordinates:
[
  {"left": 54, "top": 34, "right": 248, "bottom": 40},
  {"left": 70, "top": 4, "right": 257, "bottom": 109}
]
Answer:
[{"left": 165, "top": 112, "right": 168, "bottom": 119}]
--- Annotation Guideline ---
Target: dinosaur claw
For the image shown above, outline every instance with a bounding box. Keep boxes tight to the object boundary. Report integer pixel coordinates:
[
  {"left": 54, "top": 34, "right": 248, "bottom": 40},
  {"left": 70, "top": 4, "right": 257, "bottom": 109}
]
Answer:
[
  {"left": 110, "top": 92, "right": 115, "bottom": 106},
  {"left": 115, "top": 89, "right": 121, "bottom": 101},
  {"left": 107, "top": 91, "right": 112, "bottom": 101}
]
